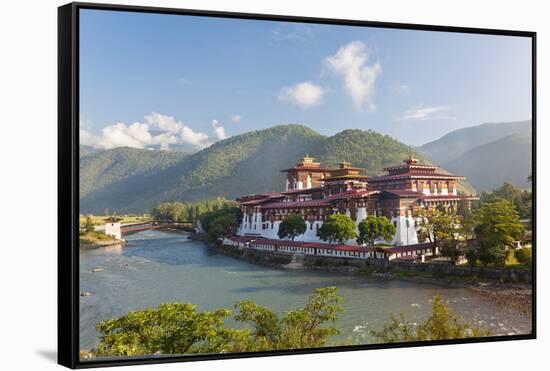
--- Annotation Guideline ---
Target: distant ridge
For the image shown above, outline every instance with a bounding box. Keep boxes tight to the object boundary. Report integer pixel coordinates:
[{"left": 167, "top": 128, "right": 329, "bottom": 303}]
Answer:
[
  {"left": 419, "top": 120, "right": 531, "bottom": 164},
  {"left": 80, "top": 124, "right": 475, "bottom": 214},
  {"left": 441, "top": 133, "right": 532, "bottom": 192}
]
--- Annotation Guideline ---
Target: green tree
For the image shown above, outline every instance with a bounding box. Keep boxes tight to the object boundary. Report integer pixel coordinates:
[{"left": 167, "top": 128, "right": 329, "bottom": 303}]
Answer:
[
  {"left": 93, "top": 287, "right": 343, "bottom": 357},
  {"left": 317, "top": 214, "right": 356, "bottom": 244},
  {"left": 200, "top": 206, "right": 242, "bottom": 242},
  {"left": 370, "top": 296, "right": 491, "bottom": 343},
  {"left": 480, "top": 182, "right": 532, "bottom": 220},
  {"left": 83, "top": 216, "right": 95, "bottom": 234},
  {"left": 235, "top": 286, "right": 343, "bottom": 350},
  {"left": 278, "top": 214, "right": 307, "bottom": 241},
  {"left": 514, "top": 248, "right": 532, "bottom": 267},
  {"left": 464, "top": 245, "right": 478, "bottom": 268},
  {"left": 356, "top": 215, "right": 396, "bottom": 246},
  {"left": 415, "top": 208, "right": 453, "bottom": 245},
  {"left": 475, "top": 200, "right": 524, "bottom": 267}
]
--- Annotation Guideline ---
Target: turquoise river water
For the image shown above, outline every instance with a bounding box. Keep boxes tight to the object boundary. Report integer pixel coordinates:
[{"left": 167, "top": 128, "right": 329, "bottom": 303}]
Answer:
[{"left": 79, "top": 229, "right": 531, "bottom": 350}]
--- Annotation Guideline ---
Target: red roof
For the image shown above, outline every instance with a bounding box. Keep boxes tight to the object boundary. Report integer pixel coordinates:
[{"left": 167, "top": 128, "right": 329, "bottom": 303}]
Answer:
[
  {"left": 239, "top": 193, "right": 284, "bottom": 205},
  {"left": 283, "top": 186, "right": 323, "bottom": 194},
  {"left": 369, "top": 172, "right": 465, "bottom": 182},
  {"left": 259, "top": 189, "right": 375, "bottom": 209},
  {"left": 280, "top": 166, "right": 331, "bottom": 172},
  {"left": 421, "top": 195, "right": 479, "bottom": 201},
  {"left": 261, "top": 199, "right": 332, "bottom": 209},
  {"left": 380, "top": 190, "right": 424, "bottom": 198}
]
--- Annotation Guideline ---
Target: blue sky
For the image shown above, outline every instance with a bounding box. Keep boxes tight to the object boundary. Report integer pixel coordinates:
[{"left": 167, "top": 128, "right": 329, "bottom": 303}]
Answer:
[{"left": 79, "top": 9, "right": 532, "bottom": 150}]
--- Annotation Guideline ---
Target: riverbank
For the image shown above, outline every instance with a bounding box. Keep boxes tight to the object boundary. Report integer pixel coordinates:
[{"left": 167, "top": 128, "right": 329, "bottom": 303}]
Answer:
[
  {"left": 79, "top": 238, "right": 126, "bottom": 249},
  {"left": 189, "top": 234, "right": 532, "bottom": 314}
]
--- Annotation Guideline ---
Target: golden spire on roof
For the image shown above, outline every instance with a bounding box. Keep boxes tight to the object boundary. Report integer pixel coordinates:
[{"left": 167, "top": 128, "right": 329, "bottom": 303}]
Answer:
[
  {"left": 404, "top": 155, "right": 419, "bottom": 165},
  {"left": 339, "top": 160, "right": 352, "bottom": 169},
  {"left": 297, "top": 154, "right": 319, "bottom": 167}
]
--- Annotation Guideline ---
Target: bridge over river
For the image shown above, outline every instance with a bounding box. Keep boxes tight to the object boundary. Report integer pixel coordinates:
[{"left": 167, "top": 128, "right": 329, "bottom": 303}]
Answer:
[{"left": 120, "top": 222, "right": 196, "bottom": 235}]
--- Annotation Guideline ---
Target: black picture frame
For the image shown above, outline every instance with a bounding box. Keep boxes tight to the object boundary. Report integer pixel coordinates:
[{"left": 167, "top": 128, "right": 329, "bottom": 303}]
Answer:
[{"left": 58, "top": 2, "right": 537, "bottom": 369}]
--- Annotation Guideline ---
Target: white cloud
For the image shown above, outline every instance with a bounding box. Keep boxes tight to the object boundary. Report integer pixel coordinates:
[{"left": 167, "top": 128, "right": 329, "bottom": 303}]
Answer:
[
  {"left": 211, "top": 119, "right": 228, "bottom": 140},
  {"left": 325, "top": 41, "right": 381, "bottom": 111},
  {"left": 396, "top": 105, "right": 455, "bottom": 121},
  {"left": 230, "top": 114, "right": 241, "bottom": 123},
  {"left": 81, "top": 112, "right": 210, "bottom": 150},
  {"left": 392, "top": 84, "right": 411, "bottom": 96},
  {"left": 278, "top": 81, "right": 326, "bottom": 108}
]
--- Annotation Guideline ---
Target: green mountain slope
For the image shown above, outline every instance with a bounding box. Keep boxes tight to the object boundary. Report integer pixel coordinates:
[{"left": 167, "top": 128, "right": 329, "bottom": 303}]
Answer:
[
  {"left": 79, "top": 125, "right": 474, "bottom": 214},
  {"left": 441, "top": 133, "right": 532, "bottom": 192},
  {"left": 420, "top": 120, "right": 531, "bottom": 164},
  {"left": 79, "top": 147, "right": 188, "bottom": 198}
]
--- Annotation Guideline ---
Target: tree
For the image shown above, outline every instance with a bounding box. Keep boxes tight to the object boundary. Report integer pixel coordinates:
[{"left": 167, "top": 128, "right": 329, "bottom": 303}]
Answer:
[
  {"left": 370, "top": 296, "right": 491, "bottom": 343},
  {"left": 83, "top": 216, "right": 95, "bottom": 234},
  {"left": 415, "top": 208, "right": 468, "bottom": 264},
  {"left": 278, "top": 214, "right": 307, "bottom": 241},
  {"left": 357, "top": 215, "right": 396, "bottom": 246},
  {"left": 317, "top": 214, "right": 356, "bottom": 244},
  {"left": 480, "top": 182, "right": 532, "bottom": 220},
  {"left": 93, "top": 287, "right": 343, "bottom": 357},
  {"left": 474, "top": 200, "right": 524, "bottom": 267},
  {"left": 200, "top": 206, "right": 242, "bottom": 242},
  {"left": 514, "top": 248, "right": 532, "bottom": 267},
  {"left": 235, "top": 286, "right": 343, "bottom": 350},
  {"left": 464, "top": 245, "right": 478, "bottom": 268}
]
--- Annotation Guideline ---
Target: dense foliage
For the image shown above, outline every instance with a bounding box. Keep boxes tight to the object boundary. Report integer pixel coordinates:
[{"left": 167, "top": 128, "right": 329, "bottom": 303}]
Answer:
[
  {"left": 93, "top": 287, "right": 343, "bottom": 357},
  {"left": 356, "top": 216, "right": 396, "bottom": 246},
  {"left": 199, "top": 206, "right": 242, "bottom": 242},
  {"left": 80, "top": 146, "right": 188, "bottom": 198},
  {"left": 152, "top": 198, "right": 236, "bottom": 223},
  {"left": 480, "top": 182, "right": 533, "bottom": 220},
  {"left": 370, "top": 296, "right": 491, "bottom": 342},
  {"left": 414, "top": 208, "right": 470, "bottom": 264},
  {"left": 317, "top": 214, "right": 356, "bottom": 244},
  {"left": 469, "top": 200, "right": 524, "bottom": 267},
  {"left": 278, "top": 214, "right": 307, "bottom": 241},
  {"left": 514, "top": 248, "right": 532, "bottom": 267}
]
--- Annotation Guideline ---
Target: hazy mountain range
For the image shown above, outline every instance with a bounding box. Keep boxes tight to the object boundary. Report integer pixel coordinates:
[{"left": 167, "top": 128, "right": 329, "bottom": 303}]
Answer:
[
  {"left": 419, "top": 120, "right": 532, "bottom": 191},
  {"left": 79, "top": 121, "right": 532, "bottom": 214}
]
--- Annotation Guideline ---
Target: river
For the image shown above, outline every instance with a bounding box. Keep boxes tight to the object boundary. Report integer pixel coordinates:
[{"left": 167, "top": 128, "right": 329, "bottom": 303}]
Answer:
[{"left": 79, "top": 230, "right": 531, "bottom": 350}]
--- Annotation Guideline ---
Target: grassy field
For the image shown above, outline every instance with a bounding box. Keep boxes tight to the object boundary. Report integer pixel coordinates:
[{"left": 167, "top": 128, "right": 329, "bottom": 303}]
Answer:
[
  {"left": 79, "top": 230, "right": 116, "bottom": 245},
  {"left": 79, "top": 214, "right": 152, "bottom": 226}
]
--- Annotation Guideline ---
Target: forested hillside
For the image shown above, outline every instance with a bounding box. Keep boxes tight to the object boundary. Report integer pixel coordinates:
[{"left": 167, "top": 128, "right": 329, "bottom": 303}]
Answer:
[
  {"left": 79, "top": 147, "right": 188, "bottom": 198},
  {"left": 81, "top": 125, "right": 456, "bottom": 214}
]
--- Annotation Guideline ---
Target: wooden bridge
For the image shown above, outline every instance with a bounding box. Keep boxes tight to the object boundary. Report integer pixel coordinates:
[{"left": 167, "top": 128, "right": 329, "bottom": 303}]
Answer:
[{"left": 120, "top": 222, "right": 196, "bottom": 235}]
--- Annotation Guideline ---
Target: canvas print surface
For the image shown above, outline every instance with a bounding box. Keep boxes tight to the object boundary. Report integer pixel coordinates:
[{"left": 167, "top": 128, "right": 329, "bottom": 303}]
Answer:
[{"left": 78, "top": 8, "right": 533, "bottom": 361}]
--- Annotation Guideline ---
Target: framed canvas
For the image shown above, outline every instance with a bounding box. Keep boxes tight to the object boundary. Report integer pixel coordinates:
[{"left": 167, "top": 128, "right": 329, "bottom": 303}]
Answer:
[{"left": 58, "top": 2, "right": 536, "bottom": 368}]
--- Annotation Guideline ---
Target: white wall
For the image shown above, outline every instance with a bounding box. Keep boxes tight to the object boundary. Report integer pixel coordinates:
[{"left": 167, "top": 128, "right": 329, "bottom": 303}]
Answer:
[{"left": 2, "top": 1, "right": 546, "bottom": 371}]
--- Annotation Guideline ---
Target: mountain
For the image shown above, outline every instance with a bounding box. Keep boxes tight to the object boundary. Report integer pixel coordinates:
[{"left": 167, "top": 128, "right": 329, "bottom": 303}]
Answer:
[
  {"left": 79, "top": 144, "right": 98, "bottom": 157},
  {"left": 82, "top": 125, "right": 474, "bottom": 214},
  {"left": 79, "top": 147, "right": 189, "bottom": 199},
  {"left": 419, "top": 120, "right": 531, "bottom": 164},
  {"left": 441, "top": 133, "right": 532, "bottom": 192}
]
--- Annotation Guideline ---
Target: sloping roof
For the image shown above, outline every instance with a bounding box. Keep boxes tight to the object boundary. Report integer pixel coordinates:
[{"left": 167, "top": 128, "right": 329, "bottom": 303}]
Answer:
[
  {"left": 369, "top": 172, "right": 466, "bottom": 182},
  {"left": 380, "top": 190, "right": 424, "bottom": 198}
]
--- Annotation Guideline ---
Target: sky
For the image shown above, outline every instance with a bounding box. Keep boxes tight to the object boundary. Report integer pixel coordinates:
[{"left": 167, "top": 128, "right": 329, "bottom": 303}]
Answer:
[{"left": 79, "top": 9, "right": 532, "bottom": 151}]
